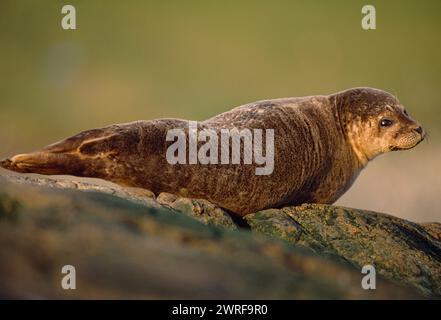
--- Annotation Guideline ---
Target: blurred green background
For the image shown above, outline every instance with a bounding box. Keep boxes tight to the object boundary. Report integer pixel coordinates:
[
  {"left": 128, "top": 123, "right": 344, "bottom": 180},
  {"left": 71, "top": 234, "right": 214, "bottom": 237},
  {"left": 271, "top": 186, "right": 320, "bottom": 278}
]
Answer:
[{"left": 0, "top": 0, "right": 440, "bottom": 221}]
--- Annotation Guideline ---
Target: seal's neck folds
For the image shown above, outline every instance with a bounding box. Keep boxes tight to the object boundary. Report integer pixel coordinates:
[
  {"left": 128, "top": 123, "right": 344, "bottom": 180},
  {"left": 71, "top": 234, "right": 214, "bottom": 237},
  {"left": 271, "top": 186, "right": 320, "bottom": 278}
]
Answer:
[
  {"left": 330, "top": 93, "right": 370, "bottom": 168},
  {"left": 346, "top": 130, "right": 371, "bottom": 167}
]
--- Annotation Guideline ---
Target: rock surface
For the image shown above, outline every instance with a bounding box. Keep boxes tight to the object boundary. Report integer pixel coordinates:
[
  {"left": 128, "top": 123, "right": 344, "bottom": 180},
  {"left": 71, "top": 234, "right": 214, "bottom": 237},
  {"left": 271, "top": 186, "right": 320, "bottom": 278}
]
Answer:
[
  {"left": 156, "top": 192, "right": 238, "bottom": 230},
  {"left": 245, "top": 205, "right": 441, "bottom": 296},
  {"left": 0, "top": 174, "right": 438, "bottom": 299}
]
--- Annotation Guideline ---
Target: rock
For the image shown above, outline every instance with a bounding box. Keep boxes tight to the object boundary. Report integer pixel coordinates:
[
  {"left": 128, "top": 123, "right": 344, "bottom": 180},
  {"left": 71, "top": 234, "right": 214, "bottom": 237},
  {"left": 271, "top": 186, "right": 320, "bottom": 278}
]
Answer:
[
  {"left": 1, "top": 174, "right": 236, "bottom": 229},
  {"left": 244, "top": 204, "right": 441, "bottom": 296},
  {"left": 157, "top": 192, "right": 238, "bottom": 230},
  {"left": 0, "top": 176, "right": 423, "bottom": 299},
  {"left": 2, "top": 174, "right": 158, "bottom": 207},
  {"left": 421, "top": 223, "right": 441, "bottom": 242}
]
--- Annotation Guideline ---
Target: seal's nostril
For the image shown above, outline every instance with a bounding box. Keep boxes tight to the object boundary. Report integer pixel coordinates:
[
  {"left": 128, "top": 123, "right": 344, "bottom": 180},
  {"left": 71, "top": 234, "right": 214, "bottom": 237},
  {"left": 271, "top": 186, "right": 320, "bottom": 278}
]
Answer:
[{"left": 414, "top": 126, "right": 423, "bottom": 134}]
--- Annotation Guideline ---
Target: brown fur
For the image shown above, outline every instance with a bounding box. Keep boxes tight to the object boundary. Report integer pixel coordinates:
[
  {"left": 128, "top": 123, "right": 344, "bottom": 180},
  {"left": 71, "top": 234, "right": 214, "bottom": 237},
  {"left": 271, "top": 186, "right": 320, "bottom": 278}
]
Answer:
[{"left": 0, "top": 87, "right": 425, "bottom": 216}]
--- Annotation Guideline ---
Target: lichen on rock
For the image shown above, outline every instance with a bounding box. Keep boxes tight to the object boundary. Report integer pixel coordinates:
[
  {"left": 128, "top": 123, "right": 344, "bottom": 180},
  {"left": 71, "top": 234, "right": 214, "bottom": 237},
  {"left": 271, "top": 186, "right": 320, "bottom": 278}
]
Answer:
[
  {"left": 245, "top": 204, "right": 441, "bottom": 296},
  {"left": 156, "top": 192, "right": 237, "bottom": 230}
]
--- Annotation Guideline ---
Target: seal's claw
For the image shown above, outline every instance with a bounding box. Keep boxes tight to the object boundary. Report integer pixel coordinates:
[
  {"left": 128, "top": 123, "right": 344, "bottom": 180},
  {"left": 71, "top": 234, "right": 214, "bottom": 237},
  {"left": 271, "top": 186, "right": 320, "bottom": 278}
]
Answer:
[{"left": 0, "top": 158, "right": 14, "bottom": 170}]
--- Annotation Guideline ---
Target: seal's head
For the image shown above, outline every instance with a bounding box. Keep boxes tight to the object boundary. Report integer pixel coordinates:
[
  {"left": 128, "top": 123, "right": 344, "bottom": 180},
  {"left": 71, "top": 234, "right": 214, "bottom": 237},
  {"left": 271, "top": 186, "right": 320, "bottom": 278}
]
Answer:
[{"left": 331, "top": 87, "right": 426, "bottom": 165}]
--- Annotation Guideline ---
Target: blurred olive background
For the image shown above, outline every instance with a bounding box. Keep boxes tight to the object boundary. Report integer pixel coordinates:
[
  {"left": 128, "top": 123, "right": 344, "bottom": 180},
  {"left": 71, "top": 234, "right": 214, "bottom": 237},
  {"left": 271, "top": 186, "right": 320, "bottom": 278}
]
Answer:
[{"left": 0, "top": 0, "right": 440, "bottom": 221}]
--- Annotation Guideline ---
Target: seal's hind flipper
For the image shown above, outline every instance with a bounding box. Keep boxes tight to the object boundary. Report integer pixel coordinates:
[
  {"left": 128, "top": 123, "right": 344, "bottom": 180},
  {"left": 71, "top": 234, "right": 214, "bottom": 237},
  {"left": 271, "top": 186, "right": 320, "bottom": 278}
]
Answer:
[
  {"left": 0, "top": 151, "right": 85, "bottom": 175},
  {"left": 0, "top": 126, "right": 121, "bottom": 176}
]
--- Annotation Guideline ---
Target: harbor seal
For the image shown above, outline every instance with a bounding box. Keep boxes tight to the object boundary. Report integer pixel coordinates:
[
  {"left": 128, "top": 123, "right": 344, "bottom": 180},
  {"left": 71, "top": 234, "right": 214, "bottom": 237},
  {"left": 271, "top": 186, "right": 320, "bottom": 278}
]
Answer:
[{"left": 0, "top": 87, "right": 425, "bottom": 215}]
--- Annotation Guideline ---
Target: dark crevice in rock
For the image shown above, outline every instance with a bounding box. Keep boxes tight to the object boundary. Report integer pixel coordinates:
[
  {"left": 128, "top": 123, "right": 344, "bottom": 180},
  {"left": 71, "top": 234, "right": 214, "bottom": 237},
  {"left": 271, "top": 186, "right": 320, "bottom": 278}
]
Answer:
[
  {"left": 395, "top": 224, "right": 441, "bottom": 263},
  {"left": 227, "top": 210, "right": 250, "bottom": 229}
]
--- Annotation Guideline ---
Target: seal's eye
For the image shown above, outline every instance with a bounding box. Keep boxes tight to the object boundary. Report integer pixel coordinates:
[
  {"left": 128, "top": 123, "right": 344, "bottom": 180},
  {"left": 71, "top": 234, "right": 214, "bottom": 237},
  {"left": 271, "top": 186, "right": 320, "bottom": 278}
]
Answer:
[{"left": 380, "top": 119, "right": 393, "bottom": 127}]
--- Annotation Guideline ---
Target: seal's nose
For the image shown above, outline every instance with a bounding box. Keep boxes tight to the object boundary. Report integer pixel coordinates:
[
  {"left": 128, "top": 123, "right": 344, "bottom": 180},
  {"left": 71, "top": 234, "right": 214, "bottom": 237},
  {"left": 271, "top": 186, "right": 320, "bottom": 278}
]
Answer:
[{"left": 413, "top": 126, "right": 426, "bottom": 139}]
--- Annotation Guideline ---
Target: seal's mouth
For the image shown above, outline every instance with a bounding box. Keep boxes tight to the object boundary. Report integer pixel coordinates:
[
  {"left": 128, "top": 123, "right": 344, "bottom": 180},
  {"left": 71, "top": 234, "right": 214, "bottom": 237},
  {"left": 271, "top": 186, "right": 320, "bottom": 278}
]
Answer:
[{"left": 390, "top": 146, "right": 410, "bottom": 151}]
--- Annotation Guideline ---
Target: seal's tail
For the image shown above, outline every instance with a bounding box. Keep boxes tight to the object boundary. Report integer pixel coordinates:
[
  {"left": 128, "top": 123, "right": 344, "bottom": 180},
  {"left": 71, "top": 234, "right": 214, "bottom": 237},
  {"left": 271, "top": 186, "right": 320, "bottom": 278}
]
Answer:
[{"left": 0, "top": 126, "right": 121, "bottom": 177}]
